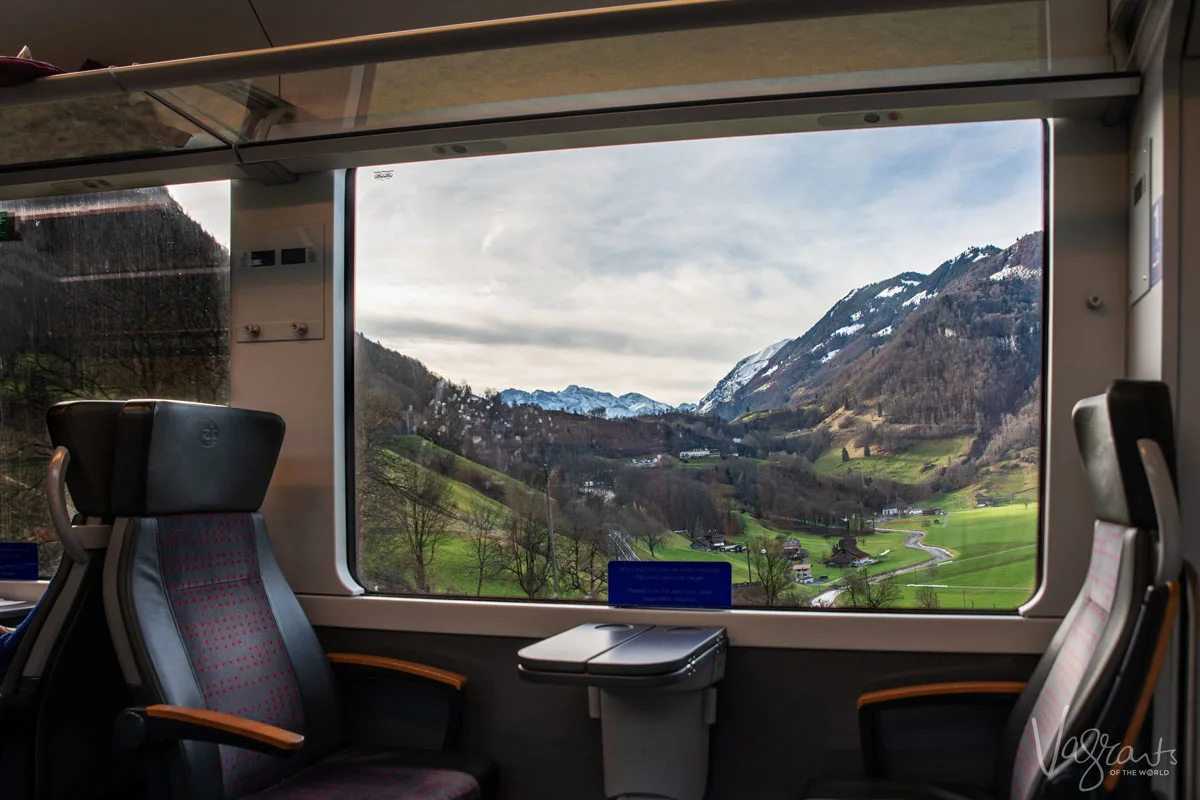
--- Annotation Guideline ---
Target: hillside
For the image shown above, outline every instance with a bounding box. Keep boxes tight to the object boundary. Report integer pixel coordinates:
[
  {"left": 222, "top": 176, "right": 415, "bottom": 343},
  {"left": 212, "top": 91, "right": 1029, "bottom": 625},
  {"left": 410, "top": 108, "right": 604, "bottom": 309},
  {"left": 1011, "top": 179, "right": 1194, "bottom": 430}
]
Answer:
[{"left": 705, "top": 236, "right": 1040, "bottom": 428}]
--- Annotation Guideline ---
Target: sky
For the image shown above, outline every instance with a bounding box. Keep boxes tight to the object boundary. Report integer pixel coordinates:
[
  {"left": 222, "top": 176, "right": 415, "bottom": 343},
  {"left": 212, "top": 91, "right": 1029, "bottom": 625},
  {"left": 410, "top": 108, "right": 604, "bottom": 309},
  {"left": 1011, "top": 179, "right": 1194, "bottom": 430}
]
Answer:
[{"left": 170, "top": 120, "right": 1043, "bottom": 406}]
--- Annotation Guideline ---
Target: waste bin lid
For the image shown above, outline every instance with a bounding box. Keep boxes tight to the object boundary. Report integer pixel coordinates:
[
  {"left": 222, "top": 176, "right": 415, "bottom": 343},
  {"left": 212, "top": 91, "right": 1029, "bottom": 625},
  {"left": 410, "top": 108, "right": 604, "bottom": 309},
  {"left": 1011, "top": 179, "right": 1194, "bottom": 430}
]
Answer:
[
  {"left": 585, "top": 625, "right": 725, "bottom": 676},
  {"left": 517, "top": 622, "right": 652, "bottom": 673}
]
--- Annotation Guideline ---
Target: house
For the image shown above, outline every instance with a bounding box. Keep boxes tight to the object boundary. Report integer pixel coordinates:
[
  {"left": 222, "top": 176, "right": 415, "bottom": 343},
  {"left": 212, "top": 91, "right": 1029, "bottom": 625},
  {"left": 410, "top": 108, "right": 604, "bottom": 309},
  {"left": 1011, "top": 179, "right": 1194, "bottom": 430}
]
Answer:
[
  {"left": 921, "top": 507, "right": 944, "bottom": 516},
  {"left": 881, "top": 507, "right": 900, "bottom": 518},
  {"left": 679, "top": 449, "right": 713, "bottom": 461},
  {"left": 782, "top": 540, "right": 809, "bottom": 561},
  {"left": 825, "top": 537, "right": 871, "bottom": 568},
  {"left": 792, "top": 563, "right": 813, "bottom": 584}
]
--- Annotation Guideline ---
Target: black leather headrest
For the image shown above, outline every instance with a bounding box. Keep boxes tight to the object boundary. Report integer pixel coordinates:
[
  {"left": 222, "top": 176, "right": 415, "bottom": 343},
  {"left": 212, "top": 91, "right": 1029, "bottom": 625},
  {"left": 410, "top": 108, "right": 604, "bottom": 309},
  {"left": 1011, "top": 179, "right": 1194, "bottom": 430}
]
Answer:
[
  {"left": 1073, "top": 379, "right": 1176, "bottom": 529},
  {"left": 110, "top": 400, "right": 285, "bottom": 516},
  {"left": 45, "top": 400, "right": 126, "bottom": 519}
]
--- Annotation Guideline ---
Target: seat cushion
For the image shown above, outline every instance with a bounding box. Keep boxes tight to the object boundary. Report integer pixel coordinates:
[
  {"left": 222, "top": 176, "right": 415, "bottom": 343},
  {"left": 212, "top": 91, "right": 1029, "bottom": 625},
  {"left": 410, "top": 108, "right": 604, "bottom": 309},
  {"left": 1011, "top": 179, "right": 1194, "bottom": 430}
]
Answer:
[
  {"left": 246, "top": 747, "right": 497, "bottom": 800},
  {"left": 802, "top": 778, "right": 991, "bottom": 800}
]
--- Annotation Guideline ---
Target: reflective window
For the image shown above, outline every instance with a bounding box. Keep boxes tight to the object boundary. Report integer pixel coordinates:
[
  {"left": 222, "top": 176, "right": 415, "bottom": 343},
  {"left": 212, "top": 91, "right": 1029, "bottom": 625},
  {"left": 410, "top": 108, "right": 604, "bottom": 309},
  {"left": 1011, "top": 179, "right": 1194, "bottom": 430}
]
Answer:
[
  {"left": 0, "top": 182, "right": 231, "bottom": 576},
  {"left": 354, "top": 121, "right": 1044, "bottom": 610}
]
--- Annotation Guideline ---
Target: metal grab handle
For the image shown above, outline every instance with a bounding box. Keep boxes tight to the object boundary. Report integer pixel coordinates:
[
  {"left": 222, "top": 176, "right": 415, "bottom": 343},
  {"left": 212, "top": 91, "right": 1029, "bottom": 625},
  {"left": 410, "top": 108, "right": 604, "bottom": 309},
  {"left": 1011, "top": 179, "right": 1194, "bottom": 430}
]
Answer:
[
  {"left": 1137, "top": 438, "right": 1181, "bottom": 584},
  {"left": 47, "top": 446, "right": 88, "bottom": 565}
]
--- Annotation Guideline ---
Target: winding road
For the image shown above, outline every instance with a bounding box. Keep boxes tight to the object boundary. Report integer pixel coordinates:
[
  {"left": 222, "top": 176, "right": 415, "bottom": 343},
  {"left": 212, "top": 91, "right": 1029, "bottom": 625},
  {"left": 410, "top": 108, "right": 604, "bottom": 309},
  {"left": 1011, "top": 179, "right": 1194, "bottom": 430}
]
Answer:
[{"left": 810, "top": 524, "right": 953, "bottom": 608}]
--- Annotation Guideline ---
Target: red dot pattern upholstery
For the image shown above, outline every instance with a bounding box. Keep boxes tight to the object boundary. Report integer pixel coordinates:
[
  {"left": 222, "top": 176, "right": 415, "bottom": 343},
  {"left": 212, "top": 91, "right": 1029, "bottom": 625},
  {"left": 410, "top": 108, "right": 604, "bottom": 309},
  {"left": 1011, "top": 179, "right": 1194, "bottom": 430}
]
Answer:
[
  {"left": 158, "top": 513, "right": 306, "bottom": 798},
  {"left": 1010, "top": 521, "right": 1126, "bottom": 800},
  {"left": 245, "top": 751, "right": 482, "bottom": 800}
]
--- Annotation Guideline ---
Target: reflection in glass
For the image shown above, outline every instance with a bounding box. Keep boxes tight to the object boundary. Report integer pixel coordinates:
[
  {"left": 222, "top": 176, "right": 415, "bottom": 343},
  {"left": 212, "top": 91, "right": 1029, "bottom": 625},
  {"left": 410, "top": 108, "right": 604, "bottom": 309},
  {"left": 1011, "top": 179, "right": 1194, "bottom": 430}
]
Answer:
[{"left": 0, "top": 184, "right": 231, "bottom": 575}]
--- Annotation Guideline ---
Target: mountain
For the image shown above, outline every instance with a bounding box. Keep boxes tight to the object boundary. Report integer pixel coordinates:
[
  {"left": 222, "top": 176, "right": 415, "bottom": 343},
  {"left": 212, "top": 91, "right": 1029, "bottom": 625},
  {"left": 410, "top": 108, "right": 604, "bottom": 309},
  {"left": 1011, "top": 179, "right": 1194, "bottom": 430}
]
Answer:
[
  {"left": 499, "top": 385, "right": 682, "bottom": 418},
  {"left": 703, "top": 237, "right": 1041, "bottom": 428},
  {"left": 697, "top": 338, "right": 792, "bottom": 414}
]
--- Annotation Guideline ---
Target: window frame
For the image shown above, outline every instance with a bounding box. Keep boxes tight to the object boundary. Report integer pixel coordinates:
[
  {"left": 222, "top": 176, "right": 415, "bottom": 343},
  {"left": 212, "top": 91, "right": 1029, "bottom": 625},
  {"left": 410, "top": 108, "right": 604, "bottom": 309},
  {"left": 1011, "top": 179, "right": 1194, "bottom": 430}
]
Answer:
[
  {"left": 0, "top": 86, "right": 1130, "bottom": 655},
  {"left": 344, "top": 118, "right": 1052, "bottom": 615}
]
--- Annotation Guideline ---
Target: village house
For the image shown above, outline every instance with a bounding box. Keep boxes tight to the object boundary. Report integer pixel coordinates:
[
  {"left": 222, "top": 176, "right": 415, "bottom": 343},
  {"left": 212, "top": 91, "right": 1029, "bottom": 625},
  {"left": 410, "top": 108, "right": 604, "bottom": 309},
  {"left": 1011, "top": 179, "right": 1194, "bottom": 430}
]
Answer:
[
  {"left": 792, "top": 563, "right": 813, "bottom": 584},
  {"left": 782, "top": 540, "right": 809, "bottom": 561},
  {"left": 825, "top": 537, "right": 871, "bottom": 568}
]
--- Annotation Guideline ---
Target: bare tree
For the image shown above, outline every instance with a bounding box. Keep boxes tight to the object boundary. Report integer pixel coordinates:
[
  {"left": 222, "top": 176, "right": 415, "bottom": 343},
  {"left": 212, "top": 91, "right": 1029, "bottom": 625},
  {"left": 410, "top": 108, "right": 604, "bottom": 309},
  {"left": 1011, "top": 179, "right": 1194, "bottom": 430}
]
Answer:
[
  {"left": 914, "top": 584, "right": 941, "bottom": 610},
  {"left": 750, "top": 536, "right": 794, "bottom": 607},
  {"left": 914, "top": 566, "right": 941, "bottom": 610},
  {"left": 393, "top": 461, "right": 453, "bottom": 592},
  {"left": 464, "top": 501, "right": 507, "bottom": 596},
  {"left": 844, "top": 571, "right": 903, "bottom": 609},
  {"left": 504, "top": 493, "right": 552, "bottom": 599},
  {"left": 561, "top": 502, "right": 608, "bottom": 600}
]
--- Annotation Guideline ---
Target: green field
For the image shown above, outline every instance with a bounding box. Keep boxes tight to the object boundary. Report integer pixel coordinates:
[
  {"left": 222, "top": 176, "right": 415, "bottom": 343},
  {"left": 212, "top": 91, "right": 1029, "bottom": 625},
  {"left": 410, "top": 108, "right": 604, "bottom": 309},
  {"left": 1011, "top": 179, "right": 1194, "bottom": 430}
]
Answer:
[
  {"left": 814, "top": 436, "right": 974, "bottom": 482},
  {"left": 363, "top": 438, "right": 1040, "bottom": 611},
  {"left": 890, "top": 505, "right": 1039, "bottom": 611}
]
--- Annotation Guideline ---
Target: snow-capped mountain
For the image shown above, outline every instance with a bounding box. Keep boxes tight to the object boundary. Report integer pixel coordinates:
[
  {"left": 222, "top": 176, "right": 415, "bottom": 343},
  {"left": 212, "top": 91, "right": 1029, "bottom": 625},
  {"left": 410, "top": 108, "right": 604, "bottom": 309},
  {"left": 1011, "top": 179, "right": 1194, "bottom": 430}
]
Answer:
[
  {"left": 696, "top": 239, "right": 1044, "bottom": 419},
  {"left": 696, "top": 338, "right": 792, "bottom": 414},
  {"left": 499, "top": 385, "right": 685, "bottom": 418}
]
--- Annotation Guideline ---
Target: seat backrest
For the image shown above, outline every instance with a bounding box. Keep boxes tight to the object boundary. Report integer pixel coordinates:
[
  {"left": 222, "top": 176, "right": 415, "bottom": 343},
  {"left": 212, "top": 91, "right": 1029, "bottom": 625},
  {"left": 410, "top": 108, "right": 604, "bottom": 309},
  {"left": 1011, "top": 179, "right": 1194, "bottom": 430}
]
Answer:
[
  {"left": 0, "top": 400, "right": 131, "bottom": 800},
  {"left": 104, "top": 400, "right": 343, "bottom": 800},
  {"left": 1001, "top": 380, "right": 1178, "bottom": 800}
]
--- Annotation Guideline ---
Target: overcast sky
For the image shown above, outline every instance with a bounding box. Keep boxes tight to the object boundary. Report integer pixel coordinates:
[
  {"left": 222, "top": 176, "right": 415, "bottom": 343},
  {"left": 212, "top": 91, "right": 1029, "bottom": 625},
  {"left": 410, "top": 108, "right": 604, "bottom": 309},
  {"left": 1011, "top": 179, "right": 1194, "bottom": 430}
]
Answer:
[{"left": 170, "top": 120, "right": 1043, "bottom": 406}]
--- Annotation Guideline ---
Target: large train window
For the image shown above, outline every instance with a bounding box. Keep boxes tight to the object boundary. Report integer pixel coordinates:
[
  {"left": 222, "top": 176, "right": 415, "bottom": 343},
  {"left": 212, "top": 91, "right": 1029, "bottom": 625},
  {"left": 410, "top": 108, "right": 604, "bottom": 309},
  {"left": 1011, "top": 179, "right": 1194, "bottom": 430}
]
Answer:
[
  {"left": 0, "top": 182, "right": 231, "bottom": 576},
  {"left": 352, "top": 120, "right": 1045, "bottom": 611}
]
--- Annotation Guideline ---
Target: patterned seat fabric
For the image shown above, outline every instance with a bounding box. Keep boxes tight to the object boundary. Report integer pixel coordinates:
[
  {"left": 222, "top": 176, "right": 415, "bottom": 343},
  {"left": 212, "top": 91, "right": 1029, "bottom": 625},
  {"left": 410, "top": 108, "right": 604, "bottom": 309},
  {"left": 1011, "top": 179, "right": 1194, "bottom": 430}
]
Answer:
[
  {"left": 157, "top": 512, "right": 307, "bottom": 797},
  {"left": 1009, "top": 521, "right": 1125, "bottom": 800},
  {"left": 246, "top": 749, "right": 481, "bottom": 800}
]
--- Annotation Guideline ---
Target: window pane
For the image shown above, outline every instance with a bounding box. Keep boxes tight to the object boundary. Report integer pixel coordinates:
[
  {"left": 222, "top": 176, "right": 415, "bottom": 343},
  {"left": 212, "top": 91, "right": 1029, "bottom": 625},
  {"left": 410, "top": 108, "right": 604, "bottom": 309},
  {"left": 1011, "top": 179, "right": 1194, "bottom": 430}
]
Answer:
[
  {"left": 0, "top": 183, "right": 231, "bottom": 576},
  {"left": 354, "top": 121, "right": 1044, "bottom": 611}
]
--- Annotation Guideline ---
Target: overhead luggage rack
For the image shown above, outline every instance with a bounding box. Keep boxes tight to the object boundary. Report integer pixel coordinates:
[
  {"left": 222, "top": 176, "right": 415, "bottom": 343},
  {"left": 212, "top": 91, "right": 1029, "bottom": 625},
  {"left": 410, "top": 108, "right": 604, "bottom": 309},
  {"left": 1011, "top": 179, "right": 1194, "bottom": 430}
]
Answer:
[{"left": 0, "top": 0, "right": 1133, "bottom": 194}]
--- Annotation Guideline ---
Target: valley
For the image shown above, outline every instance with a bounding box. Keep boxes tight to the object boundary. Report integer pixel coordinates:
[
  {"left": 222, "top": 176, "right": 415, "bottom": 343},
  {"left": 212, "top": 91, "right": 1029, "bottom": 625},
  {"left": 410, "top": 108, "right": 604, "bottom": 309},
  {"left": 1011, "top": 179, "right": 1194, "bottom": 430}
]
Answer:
[{"left": 355, "top": 232, "right": 1044, "bottom": 611}]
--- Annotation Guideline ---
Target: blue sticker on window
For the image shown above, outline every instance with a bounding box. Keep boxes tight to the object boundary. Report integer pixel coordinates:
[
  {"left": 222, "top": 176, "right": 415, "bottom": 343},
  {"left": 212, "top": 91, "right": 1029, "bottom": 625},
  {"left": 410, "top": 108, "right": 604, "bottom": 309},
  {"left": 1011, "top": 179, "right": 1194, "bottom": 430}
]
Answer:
[
  {"left": 608, "top": 561, "right": 732, "bottom": 609},
  {"left": 0, "top": 543, "right": 38, "bottom": 580}
]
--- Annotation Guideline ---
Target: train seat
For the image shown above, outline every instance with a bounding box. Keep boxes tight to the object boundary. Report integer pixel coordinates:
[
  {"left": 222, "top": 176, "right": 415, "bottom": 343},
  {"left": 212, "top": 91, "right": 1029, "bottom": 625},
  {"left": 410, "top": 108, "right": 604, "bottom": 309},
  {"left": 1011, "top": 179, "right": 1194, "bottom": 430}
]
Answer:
[
  {"left": 100, "top": 400, "right": 497, "bottom": 800},
  {"left": 803, "top": 379, "right": 1182, "bottom": 800},
  {"left": 0, "top": 400, "right": 139, "bottom": 800}
]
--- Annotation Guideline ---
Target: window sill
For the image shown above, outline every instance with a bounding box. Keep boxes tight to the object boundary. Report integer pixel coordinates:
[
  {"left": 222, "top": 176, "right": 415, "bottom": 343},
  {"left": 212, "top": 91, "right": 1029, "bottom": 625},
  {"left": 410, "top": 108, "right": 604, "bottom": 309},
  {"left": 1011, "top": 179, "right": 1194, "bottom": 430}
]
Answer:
[{"left": 297, "top": 593, "right": 1060, "bottom": 653}]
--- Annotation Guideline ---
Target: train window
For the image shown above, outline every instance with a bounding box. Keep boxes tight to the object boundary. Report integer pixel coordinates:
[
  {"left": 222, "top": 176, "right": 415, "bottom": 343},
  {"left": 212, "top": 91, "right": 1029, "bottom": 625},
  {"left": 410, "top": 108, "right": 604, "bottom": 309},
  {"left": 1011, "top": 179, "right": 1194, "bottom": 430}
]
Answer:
[
  {"left": 0, "top": 182, "right": 231, "bottom": 576},
  {"left": 352, "top": 120, "right": 1045, "bottom": 611}
]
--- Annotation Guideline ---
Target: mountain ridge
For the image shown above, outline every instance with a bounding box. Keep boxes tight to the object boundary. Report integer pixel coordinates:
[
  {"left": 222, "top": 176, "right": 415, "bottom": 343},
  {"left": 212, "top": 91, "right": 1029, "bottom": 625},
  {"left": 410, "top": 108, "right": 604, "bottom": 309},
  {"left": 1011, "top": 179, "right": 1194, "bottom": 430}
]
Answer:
[{"left": 499, "top": 385, "right": 685, "bottom": 418}]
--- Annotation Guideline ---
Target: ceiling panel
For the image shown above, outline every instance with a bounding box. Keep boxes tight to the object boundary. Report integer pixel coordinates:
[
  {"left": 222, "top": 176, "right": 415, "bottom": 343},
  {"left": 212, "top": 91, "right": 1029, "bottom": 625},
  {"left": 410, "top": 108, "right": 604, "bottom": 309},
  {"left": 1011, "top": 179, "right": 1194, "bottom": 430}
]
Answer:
[{"left": 0, "top": 0, "right": 270, "bottom": 72}]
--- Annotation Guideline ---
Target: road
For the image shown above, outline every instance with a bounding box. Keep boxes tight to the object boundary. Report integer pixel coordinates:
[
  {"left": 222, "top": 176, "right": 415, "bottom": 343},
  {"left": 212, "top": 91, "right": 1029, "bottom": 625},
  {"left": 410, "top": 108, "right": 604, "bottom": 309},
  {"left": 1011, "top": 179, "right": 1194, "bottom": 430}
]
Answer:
[{"left": 810, "top": 524, "right": 953, "bottom": 608}]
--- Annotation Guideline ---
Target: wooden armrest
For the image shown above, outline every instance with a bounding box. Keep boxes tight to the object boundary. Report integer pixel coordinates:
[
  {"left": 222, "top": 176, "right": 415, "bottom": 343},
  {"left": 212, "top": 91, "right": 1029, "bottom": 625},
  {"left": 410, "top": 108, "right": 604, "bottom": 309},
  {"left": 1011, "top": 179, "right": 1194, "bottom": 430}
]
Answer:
[
  {"left": 327, "top": 653, "right": 467, "bottom": 691},
  {"left": 116, "top": 705, "right": 303, "bottom": 756},
  {"left": 139, "top": 705, "right": 304, "bottom": 751},
  {"left": 858, "top": 681, "right": 1027, "bottom": 709}
]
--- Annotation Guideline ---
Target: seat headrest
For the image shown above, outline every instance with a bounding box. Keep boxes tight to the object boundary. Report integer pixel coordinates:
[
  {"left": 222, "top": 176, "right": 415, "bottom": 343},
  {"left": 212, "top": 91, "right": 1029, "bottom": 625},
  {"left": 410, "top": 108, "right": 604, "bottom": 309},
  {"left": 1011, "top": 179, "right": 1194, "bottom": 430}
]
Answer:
[
  {"left": 1072, "top": 379, "right": 1176, "bottom": 529},
  {"left": 45, "top": 400, "right": 126, "bottom": 519},
  {"left": 110, "top": 400, "right": 285, "bottom": 516}
]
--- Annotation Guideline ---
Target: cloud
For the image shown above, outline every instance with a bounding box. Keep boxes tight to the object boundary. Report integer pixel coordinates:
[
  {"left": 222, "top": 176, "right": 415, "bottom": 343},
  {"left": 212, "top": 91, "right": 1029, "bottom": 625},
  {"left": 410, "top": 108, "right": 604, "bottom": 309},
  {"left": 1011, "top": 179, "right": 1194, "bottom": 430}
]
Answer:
[{"left": 355, "top": 120, "right": 1043, "bottom": 405}]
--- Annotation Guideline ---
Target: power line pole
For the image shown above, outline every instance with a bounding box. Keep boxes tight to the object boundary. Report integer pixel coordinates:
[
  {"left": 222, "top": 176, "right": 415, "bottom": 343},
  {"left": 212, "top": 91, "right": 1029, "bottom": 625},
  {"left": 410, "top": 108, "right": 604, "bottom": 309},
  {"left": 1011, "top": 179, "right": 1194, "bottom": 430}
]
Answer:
[{"left": 545, "top": 465, "right": 559, "bottom": 599}]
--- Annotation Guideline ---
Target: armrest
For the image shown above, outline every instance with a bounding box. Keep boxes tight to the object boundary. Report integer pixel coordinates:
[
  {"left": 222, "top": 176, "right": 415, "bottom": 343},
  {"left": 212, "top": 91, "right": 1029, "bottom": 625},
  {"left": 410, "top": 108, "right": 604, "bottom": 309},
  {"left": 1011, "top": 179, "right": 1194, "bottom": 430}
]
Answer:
[
  {"left": 858, "top": 680, "right": 1026, "bottom": 710},
  {"left": 327, "top": 652, "right": 468, "bottom": 751},
  {"left": 115, "top": 705, "right": 304, "bottom": 757},
  {"left": 327, "top": 653, "right": 467, "bottom": 690},
  {"left": 858, "top": 682, "right": 1026, "bottom": 780}
]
